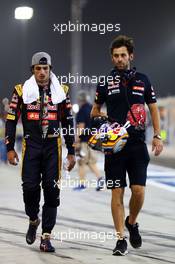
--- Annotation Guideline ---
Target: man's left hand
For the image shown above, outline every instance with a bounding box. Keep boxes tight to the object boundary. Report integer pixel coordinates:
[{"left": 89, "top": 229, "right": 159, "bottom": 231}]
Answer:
[
  {"left": 152, "top": 138, "right": 163, "bottom": 156},
  {"left": 67, "top": 154, "right": 76, "bottom": 171}
]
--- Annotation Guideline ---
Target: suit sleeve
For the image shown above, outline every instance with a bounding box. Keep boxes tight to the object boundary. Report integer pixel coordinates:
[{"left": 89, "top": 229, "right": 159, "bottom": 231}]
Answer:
[
  {"left": 60, "top": 87, "right": 75, "bottom": 155},
  {"left": 5, "top": 85, "right": 23, "bottom": 152}
]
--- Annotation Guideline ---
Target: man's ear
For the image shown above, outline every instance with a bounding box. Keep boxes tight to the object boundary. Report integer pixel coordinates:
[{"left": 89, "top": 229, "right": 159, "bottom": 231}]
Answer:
[
  {"left": 111, "top": 54, "right": 115, "bottom": 63},
  {"left": 130, "top": 53, "right": 134, "bottom": 61},
  {"left": 31, "top": 66, "right": 34, "bottom": 74}
]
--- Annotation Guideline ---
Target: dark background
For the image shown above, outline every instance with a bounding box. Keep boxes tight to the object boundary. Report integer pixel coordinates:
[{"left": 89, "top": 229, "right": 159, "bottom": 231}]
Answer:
[{"left": 0, "top": 0, "right": 175, "bottom": 103}]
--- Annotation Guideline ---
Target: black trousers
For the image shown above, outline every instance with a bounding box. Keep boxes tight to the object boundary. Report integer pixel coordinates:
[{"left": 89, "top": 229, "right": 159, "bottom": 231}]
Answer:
[{"left": 22, "top": 137, "right": 62, "bottom": 234}]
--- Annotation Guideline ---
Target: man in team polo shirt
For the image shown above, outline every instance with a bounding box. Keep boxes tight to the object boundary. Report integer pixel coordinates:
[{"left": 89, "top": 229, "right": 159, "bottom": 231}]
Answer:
[{"left": 91, "top": 35, "right": 163, "bottom": 256}]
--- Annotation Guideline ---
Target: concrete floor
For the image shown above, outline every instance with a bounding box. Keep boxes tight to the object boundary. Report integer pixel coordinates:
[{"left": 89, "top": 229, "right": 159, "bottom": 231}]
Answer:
[{"left": 0, "top": 153, "right": 175, "bottom": 264}]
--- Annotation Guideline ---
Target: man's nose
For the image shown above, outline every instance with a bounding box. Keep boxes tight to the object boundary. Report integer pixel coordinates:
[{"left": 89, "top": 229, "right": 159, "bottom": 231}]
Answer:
[{"left": 40, "top": 68, "right": 45, "bottom": 74}]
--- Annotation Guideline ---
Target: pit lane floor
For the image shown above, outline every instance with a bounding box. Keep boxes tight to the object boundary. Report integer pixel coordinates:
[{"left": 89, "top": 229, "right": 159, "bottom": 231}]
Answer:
[{"left": 0, "top": 157, "right": 174, "bottom": 264}]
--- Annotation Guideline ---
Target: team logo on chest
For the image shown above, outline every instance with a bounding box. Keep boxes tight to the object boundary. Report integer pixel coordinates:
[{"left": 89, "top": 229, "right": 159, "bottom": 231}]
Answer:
[
  {"left": 107, "top": 75, "right": 121, "bottom": 95},
  {"left": 132, "top": 85, "right": 144, "bottom": 96},
  {"left": 108, "top": 88, "right": 120, "bottom": 95}
]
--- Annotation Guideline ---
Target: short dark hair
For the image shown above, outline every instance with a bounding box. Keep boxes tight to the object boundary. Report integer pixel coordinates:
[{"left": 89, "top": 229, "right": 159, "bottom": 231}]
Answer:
[{"left": 110, "top": 35, "right": 134, "bottom": 55}]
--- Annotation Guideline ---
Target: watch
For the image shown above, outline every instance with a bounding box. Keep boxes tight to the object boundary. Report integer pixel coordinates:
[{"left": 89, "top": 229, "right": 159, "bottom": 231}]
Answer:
[{"left": 153, "top": 134, "right": 162, "bottom": 140}]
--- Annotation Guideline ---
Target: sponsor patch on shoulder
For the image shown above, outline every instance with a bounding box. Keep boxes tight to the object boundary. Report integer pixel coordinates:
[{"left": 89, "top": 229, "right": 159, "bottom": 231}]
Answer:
[
  {"left": 12, "top": 94, "right": 19, "bottom": 103},
  {"left": 10, "top": 103, "right": 17, "bottom": 109},
  {"left": 6, "top": 114, "right": 16, "bottom": 120}
]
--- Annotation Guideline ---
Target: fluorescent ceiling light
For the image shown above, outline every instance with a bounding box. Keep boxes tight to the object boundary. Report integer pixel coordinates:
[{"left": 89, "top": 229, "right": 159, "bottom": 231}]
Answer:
[{"left": 15, "top": 6, "right": 33, "bottom": 20}]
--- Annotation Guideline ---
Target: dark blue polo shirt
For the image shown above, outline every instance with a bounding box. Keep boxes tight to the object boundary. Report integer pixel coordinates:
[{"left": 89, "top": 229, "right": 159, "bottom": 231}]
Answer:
[{"left": 95, "top": 68, "right": 157, "bottom": 143}]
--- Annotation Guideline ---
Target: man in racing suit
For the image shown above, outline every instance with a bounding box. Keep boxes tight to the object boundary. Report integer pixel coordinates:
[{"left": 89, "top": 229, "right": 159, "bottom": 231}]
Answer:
[
  {"left": 91, "top": 36, "right": 163, "bottom": 255},
  {"left": 5, "top": 52, "right": 76, "bottom": 252}
]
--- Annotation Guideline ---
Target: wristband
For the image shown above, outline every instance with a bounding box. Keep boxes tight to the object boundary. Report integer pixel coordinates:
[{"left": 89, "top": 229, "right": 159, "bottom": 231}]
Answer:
[{"left": 153, "top": 135, "right": 162, "bottom": 140}]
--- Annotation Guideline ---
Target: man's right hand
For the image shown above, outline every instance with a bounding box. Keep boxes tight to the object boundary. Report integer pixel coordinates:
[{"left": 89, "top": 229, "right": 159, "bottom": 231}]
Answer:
[{"left": 7, "top": 150, "right": 19, "bottom": 166}]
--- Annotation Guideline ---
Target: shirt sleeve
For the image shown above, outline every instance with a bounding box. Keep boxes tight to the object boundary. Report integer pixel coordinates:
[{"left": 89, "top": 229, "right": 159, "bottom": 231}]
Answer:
[
  {"left": 94, "top": 78, "right": 107, "bottom": 105},
  {"left": 5, "top": 84, "right": 23, "bottom": 152},
  {"left": 144, "top": 75, "right": 157, "bottom": 105}
]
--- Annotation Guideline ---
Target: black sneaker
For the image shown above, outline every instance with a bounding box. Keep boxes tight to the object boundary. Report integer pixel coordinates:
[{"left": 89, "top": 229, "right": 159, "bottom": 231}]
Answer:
[
  {"left": 113, "top": 238, "right": 128, "bottom": 256},
  {"left": 40, "top": 233, "right": 55, "bottom": 252},
  {"left": 26, "top": 218, "right": 40, "bottom": 245},
  {"left": 125, "top": 216, "right": 142, "bottom": 248},
  {"left": 96, "top": 177, "right": 105, "bottom": 191}
]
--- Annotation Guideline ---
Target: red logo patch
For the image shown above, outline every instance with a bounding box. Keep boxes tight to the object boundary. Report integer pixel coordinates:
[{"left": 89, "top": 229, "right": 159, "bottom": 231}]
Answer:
[
  {"left": 132, "top": 86, "right": 144, "bottom": 91},
  {"left": 47, "top": 113, "right": 57, "bottom": 120},
  {"left": 27, "top": 112, "right": 39, "bottom": 120}
]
